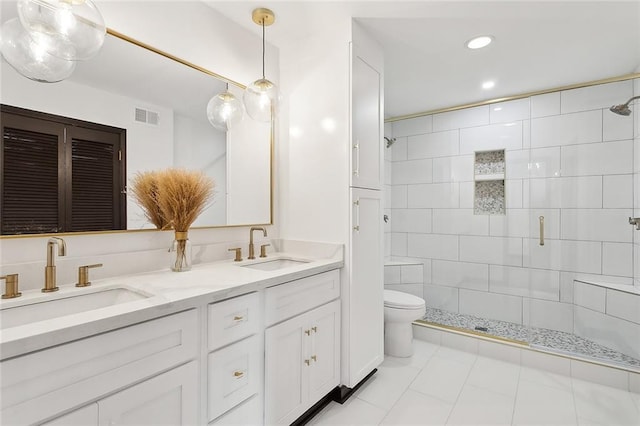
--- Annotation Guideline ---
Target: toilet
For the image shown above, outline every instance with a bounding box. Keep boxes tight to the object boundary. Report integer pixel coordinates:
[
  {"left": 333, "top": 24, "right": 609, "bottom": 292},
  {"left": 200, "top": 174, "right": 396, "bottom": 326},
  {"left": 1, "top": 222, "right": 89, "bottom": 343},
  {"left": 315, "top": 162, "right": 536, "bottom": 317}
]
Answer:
[{"left": 383, "top": 290, "right": 426, "bottom": 357}]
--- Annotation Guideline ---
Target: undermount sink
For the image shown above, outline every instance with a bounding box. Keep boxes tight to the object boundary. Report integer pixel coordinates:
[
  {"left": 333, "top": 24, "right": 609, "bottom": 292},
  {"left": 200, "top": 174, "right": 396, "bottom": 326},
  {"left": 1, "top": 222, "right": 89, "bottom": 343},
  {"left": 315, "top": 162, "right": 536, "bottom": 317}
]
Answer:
[
  {"left": 241, "top": 258, "right": 310, "bottom": 271},
  {"left": 0, "top": 287, "right": 150, "bottom": 330}
]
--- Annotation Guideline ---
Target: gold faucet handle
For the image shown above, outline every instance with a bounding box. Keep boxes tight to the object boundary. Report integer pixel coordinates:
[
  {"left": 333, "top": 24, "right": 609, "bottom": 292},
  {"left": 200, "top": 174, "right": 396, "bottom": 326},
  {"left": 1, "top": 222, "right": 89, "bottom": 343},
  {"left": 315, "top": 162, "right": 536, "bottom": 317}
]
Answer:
[
  {"left": 76, "top": 264, "right": 103, "bottom": 287},
  {"left": 260, "top": 244, "right": 271, "bottom": 258},
  {"left": 228, "top": 247, "right": 243, "bottom": 262},
  {"left": 1, "top": 274, "right": 21, "bottom": 299}
]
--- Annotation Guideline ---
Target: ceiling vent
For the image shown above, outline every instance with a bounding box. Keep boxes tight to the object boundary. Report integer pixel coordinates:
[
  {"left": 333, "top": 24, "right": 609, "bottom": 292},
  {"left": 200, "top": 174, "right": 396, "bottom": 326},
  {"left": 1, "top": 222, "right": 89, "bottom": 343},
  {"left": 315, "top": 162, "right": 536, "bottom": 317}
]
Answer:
[{"left": 134, "top": 108, "right": 159, "bottom": 125}]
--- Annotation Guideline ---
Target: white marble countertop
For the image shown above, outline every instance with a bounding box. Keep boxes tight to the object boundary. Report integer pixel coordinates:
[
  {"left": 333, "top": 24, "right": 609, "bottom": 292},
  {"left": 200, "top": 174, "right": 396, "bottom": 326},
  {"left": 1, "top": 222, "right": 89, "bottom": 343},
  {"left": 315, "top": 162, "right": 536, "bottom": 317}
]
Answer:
[{"left": 0, "top": 241, "right": 344, "bottom": 359}]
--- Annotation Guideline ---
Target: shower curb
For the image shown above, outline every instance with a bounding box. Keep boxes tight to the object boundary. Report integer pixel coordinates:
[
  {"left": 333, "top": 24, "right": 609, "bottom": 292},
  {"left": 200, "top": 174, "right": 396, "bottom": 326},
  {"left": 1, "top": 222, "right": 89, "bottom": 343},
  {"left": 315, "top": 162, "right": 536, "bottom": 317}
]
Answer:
[{"left": 413, "top": 321, "right": 640, "bottom": 394}]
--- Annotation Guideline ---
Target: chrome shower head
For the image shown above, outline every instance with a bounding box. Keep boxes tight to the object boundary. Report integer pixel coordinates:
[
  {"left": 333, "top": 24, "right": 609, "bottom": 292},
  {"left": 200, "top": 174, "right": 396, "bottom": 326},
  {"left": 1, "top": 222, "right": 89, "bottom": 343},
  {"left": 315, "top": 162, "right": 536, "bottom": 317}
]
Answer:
[{"left": 610, "top": 95, "right": 640, "bottom": 116}]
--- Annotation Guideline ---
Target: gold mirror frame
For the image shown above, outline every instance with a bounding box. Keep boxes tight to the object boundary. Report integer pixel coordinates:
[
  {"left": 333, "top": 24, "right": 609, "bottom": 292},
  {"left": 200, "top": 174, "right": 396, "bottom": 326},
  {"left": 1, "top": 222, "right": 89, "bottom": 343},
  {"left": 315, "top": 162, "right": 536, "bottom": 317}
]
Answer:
[{"left": 0, "top": 28, "right": 274, "bottom": 239}]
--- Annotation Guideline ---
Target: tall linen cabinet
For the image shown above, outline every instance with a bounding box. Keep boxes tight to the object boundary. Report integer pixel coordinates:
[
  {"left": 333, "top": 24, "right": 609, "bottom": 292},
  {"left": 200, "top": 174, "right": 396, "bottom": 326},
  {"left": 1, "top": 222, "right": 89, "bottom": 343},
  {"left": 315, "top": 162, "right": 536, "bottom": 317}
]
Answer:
[{"left": 342, "top": 22, "right": 384, "bottom": 390}]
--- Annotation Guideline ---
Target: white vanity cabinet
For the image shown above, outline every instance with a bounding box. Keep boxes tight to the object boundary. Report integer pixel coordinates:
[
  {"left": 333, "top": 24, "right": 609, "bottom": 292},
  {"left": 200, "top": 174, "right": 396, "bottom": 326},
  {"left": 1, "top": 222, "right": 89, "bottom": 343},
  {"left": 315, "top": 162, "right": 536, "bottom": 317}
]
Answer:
[
  {"left": 1, "top": 310, "right": 199, "bottom": 425},
  {"left": 264, "top": 271, "right": 341, "bottom": 425},
  {"left": 207, "top": 292, "right": 263, "bottom": 425}
]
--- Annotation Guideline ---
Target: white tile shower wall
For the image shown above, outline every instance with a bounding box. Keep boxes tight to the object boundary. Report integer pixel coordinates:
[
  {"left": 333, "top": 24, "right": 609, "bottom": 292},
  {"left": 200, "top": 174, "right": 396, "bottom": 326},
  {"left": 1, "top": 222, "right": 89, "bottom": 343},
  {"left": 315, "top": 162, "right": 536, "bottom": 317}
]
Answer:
[
  {"left": 383, "top": 262, "right": 424, "bottom": 300},
  {"left": 390, "top": 80, "right": 637, "bottom": 337},
  {"left": 634, "top": 78, "right": 640, "bottom": 288}
]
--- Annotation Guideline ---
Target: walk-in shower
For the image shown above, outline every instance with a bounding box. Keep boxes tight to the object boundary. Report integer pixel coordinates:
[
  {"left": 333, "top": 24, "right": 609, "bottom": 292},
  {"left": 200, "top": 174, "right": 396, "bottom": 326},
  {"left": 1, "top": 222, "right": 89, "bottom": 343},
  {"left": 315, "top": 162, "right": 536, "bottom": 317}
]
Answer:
[
  {"left": 385, "top": 77, "right": 640, "bottom": 373},
  {"left": 610, "top": 95, "right": 640, "bottom": 116}
]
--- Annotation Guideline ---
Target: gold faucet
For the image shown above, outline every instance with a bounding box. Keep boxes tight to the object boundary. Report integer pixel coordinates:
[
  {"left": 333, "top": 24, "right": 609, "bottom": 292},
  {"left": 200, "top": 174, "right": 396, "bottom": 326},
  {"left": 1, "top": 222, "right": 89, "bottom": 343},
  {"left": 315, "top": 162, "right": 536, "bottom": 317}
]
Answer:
[
  {"left": 248, "top": 227, "right": 267, "bottom": 260},
  {"left": 43, "top": 237, "right": 66, "bottom": 293}
]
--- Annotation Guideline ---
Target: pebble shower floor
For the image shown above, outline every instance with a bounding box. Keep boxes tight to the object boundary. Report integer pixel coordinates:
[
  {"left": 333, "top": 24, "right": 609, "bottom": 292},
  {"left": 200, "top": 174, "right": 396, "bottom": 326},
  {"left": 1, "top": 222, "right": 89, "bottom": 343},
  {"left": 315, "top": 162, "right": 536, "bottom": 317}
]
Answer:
[{"left": 421, "top": 308, "right": 640, "bottom": 370}]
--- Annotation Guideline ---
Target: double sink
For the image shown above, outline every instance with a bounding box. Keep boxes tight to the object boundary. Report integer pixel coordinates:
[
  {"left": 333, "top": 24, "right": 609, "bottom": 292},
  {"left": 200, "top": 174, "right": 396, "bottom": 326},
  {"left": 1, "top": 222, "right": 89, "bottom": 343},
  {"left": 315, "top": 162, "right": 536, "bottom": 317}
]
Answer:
[{"left": 0, "top": 257, "right": 309, "bottom": 330}]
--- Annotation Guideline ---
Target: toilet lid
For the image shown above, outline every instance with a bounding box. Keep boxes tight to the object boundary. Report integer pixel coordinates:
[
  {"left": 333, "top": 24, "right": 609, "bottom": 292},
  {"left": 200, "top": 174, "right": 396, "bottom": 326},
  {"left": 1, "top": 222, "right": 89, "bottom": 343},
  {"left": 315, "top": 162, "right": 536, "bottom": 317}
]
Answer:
[{"left": 384, "top": 290, "right": 425, "bottom": 309}]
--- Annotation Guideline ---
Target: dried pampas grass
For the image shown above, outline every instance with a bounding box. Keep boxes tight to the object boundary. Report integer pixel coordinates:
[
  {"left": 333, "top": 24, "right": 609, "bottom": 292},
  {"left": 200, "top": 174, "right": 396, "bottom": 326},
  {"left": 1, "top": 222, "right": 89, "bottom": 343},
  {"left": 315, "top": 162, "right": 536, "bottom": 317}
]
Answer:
[
  {"left": 130, "top": 168, "right": 215, "bottom": 231},
  {"left": 129, "top": 171, "right": 168, "bottom": 230},
  {"left": 155, "top": 168, "right": 215, "bottom": 232}
]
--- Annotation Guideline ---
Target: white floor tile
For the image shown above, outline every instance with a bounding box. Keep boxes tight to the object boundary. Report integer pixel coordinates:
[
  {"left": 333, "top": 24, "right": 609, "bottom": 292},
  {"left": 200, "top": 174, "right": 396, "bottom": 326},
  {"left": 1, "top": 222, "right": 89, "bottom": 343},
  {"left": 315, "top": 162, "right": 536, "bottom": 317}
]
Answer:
[
  {"left": 380, "top": 389, "right": 453, "bottom": 425},
  {"left": 572, "top": 379, "right": 640, "bottom": 425},
  {"left": 410, "top": 353, "right": 474, "bottom": 403},
  {"left": 308, "top": 398, "right": 387, "bottom": 426},
  {"left": 386, "top": 339, "right": 439, "bottom": 369},
  {"left": 465, "top": 357, "right": 521, "bottom": 397},
  {"left": 513, "top": 379, "right": 577, "bottom": 425},
  {"left": 446, "top": 384, "right": 515, "bottom": 425},
  {"left": 519, "top": 366, "right": 573, "bottom": 391},
  {"left": 354, "top": 358, "right": 421, "bottom": 410},
  {"left": 435, "top": 345, "right": 479, "bottom": 366}
]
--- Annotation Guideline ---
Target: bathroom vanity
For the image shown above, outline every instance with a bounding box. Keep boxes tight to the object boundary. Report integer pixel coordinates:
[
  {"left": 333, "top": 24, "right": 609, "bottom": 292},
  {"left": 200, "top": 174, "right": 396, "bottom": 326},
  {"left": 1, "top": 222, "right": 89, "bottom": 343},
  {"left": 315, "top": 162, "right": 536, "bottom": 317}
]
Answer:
[{"left": 0, "top": 245, "right": 343, "bottom": 425}]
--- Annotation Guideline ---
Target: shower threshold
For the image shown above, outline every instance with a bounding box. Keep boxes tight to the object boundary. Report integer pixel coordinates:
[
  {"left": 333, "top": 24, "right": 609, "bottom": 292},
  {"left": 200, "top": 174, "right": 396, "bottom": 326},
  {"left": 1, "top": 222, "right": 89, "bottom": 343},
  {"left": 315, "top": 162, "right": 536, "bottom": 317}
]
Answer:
[{"left": 416, "top": 308, "right": 640, "bottom": 372}]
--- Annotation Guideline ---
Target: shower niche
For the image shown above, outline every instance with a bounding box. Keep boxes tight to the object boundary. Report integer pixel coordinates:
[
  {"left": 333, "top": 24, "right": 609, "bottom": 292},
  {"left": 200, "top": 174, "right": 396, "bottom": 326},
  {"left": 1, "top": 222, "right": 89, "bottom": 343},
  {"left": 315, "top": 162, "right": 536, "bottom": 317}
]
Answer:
[{"left": 473, "top": 149, "right": 505, "bottom": 215}]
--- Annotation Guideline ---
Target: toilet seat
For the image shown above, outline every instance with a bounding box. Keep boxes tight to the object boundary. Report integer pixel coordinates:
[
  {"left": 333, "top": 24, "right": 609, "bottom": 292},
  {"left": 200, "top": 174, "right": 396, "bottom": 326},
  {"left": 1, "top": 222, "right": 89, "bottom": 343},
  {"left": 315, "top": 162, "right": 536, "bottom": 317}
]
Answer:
[{"left": 384, "top": 289, "right": 425, "bottom": 310}]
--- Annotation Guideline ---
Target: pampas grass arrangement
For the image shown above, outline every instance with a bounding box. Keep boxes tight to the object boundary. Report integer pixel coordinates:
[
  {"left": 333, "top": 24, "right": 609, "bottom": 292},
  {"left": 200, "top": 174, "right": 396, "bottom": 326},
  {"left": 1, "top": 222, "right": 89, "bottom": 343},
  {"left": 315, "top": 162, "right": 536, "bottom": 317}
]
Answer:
[
  {"left": 129, "top": 171, "right": 168, "bottom": 230},
  {"left": 130, "top": 168, "right": 215, "bottom": 271}
]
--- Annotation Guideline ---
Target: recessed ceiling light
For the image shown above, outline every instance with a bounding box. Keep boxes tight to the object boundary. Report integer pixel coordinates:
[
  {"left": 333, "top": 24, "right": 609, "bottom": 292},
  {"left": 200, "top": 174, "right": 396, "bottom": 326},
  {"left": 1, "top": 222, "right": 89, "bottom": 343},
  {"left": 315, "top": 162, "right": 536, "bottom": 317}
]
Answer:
[
  {"left": 466, "top": 35, "right": 493, "bottom": 50},
  {"left": 482, "top": 80, "right": 495, "bottom": 90}
]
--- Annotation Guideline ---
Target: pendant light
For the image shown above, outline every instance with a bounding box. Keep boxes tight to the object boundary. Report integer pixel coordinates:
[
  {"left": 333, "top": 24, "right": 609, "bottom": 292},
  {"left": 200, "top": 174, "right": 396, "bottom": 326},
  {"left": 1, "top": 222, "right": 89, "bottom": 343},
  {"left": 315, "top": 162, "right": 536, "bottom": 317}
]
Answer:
[
  {"left": 207, "top": 85, "right": 244, "bottom": 132},
  {"left": 0, "top": 17, "right": 75, "bottom": 82},
  {"left": 17, "top": 0, "right": 106, "bottom": 61},
  {"left": 243, "top": 8, "right": 278, "bottom": 123}
]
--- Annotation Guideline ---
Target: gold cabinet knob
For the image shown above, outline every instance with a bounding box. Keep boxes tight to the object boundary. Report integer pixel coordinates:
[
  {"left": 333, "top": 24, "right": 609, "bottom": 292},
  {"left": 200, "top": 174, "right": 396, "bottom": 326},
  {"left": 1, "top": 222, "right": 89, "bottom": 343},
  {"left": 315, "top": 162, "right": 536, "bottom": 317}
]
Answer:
[
  {"left": 311, "top": 355, "right": 317, "bottom": 362},
  {"left": 304, "top": 359, "right": 310, "bottom": 366},
  {"left": 311, "top": 326, "right": 317, "bottom": 333},
  {"left": 76, "top": 263, "right": 103, "bottom": 287},
  {"left": 1, "top": 274, "right": 21, "bottom": 299},
  {"left": 304, "top": 329, "right": 311, "bottom": 336}
]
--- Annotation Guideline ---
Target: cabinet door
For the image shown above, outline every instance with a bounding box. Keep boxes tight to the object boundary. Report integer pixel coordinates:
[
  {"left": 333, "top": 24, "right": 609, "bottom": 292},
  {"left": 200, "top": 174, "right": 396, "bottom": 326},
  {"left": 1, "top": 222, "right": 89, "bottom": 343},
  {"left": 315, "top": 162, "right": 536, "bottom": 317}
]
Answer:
[
  {"left": 42, "top": 403, "right": 98, "bottom": 426},
  {"left": 351, "top": 55, "right": 382, "bottom": 190},
  {"left": 307, "top": 300, "right": 341, "bottom": 403},
  {"left": 264, "top": 316, "right": 307, "bottom": 425},
  {"left": 347, "top": 188, "right": 384, "bottom": 387},
  {"left": 98, "top": 361, "right": 198, "bottom": 426}
]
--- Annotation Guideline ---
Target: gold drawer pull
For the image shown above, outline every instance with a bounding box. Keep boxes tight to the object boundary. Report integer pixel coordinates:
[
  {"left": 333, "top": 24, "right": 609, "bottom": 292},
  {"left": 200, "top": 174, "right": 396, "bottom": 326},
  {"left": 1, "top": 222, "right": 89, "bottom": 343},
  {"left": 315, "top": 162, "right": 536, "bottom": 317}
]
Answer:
[
  {"left": 233, "top": 315, "right": 244, "bottom": 321},
  {"left": 304, "top": 359, "right": 310, "bottom": 366},
  {"left": 311, "top": 355, "right": 317, "bottom": 362},
  {"left": 304, "top": 329, "right": 311, "bottom": 336},
  {"left": 311, "top": 326, "right": 317, "bottom": 333},
  {"left": 233, "top": 370, "right": 244, "bottom": 378}
]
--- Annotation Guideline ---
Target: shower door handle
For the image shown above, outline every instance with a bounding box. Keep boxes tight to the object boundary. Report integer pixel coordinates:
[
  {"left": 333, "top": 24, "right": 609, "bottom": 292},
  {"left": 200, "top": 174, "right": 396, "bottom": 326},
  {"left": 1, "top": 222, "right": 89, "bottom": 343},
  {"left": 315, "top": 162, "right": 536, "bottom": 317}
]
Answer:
[{"left": 539, "top": 216, "right": 545, "bottom": 246}]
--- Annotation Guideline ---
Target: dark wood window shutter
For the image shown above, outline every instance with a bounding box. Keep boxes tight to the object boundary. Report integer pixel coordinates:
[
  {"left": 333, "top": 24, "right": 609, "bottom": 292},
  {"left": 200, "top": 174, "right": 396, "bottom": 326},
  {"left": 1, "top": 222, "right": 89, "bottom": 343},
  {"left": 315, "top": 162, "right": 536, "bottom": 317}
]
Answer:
[
  {"left": 1, "top": 105, "right": 126, "bottom": 235},
  {"left": 1, "top": 116, "right": 64, "bottom": 234}
]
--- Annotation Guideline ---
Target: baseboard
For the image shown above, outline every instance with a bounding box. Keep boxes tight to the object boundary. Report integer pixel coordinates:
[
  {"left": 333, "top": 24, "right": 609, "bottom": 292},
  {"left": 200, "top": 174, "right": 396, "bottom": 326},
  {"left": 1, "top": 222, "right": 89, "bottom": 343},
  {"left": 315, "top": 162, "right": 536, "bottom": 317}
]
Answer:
[{"left": 291, "top": 369, "right": 379, "bottom": 425}]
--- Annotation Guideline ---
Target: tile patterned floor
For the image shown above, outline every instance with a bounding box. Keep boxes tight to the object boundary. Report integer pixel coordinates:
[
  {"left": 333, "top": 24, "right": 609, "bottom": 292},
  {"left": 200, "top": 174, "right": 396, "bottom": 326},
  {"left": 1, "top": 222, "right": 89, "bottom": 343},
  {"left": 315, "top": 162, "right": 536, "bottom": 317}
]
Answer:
[
  {"left": 422, "top": 308, "right": 640, "bottom": 370},
  {"left": 308, "top": 340, "right": 640, "bottom": 426}
]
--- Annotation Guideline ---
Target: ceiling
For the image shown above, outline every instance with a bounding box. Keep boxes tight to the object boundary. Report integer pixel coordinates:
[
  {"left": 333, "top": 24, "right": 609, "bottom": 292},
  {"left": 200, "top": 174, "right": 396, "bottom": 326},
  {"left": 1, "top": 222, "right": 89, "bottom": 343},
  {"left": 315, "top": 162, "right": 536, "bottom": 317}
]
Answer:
[{"left": 205, "top": 1, "right": 640, "bottom": 119}]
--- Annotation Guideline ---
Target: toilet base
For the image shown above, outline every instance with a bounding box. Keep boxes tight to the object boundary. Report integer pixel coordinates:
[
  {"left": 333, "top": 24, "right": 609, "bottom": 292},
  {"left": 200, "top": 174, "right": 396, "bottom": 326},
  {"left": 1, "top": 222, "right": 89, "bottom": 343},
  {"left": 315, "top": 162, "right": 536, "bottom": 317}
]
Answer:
[{"left": 384, "top": 321, "right": 414, "bottom": 358}]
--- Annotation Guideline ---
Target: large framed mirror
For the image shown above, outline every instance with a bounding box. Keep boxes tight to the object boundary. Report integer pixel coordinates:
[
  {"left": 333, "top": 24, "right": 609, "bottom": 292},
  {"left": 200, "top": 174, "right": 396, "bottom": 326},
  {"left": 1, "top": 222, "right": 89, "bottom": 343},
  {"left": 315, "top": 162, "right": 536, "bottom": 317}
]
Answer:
[{"left": 0, "top": 12, "right": 272, "bottom": 236}]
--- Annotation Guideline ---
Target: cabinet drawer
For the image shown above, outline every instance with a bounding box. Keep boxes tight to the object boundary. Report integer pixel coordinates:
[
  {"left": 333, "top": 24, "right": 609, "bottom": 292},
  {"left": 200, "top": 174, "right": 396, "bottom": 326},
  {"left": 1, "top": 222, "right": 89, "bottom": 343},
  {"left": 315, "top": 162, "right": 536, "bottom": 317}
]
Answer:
[
  {"left": 208, "top": 335, "right": 261, "bottom": 422},
  {"left": 1, "top": 309, "right": 198, "bottom": 426},
  {"left": 265, "top": 270, "right": 340, "bottom": 326},
  {"left": 209, "top": 394, "right": 261, "bottom": 426},
  {"left": 208, "top": 292, "right": 260, "bottom": 351}
]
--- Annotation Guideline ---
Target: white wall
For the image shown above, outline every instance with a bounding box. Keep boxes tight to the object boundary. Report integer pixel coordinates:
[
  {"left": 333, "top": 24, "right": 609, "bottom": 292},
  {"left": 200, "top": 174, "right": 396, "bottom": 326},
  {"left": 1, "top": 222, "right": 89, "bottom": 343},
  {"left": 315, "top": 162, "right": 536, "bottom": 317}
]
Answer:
[
  {"left": 0, "top": 1, "right": 279, "bottom": 290},
  {"left": 634, "top": 78, "right": 640, "bottom": 288},
  {"left": 389, "top": 80, "right": 637, "bottom": 350},
  {"left": 173, "top": 114, "right": 226, "bottom": 227}
]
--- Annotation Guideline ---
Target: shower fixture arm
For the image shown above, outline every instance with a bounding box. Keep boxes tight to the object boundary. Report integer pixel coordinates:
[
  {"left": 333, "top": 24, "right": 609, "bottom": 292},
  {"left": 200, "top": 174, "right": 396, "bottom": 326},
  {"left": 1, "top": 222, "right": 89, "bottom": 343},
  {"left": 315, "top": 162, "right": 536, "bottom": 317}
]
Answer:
[{"left": 621, "top": 95, "right": 640, "bottom": 107}]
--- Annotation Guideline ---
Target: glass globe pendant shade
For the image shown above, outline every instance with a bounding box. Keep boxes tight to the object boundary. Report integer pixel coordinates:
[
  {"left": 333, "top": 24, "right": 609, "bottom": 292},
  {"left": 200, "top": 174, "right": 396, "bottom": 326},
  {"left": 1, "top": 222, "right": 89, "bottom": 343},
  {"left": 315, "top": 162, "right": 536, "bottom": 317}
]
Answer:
[
  {"left": 17, "top": 0, "right": 106, "bottom": 60},
  {"left": 243, "top": 78, "right": 278, "bottom": 123},
  {"left": 0, "top": 18, "right": 75, "bottom": 82},
  {"left": 206, "top": 91, "right": 244, "bottom": 132}
]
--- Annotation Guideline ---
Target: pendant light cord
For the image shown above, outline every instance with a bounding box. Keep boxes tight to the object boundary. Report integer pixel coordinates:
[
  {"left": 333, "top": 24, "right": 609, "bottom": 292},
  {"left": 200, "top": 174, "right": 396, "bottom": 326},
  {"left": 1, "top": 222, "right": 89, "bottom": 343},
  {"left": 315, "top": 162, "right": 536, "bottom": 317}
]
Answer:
[{"left": 262, "top": 19, "right": 266, "bottom": 79}]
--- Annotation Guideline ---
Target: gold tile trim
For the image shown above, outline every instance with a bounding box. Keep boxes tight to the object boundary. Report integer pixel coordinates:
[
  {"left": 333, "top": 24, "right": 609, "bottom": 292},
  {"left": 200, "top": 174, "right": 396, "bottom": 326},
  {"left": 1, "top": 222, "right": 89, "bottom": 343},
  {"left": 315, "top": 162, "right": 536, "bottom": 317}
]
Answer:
[
  {"left": 414, "top": 319, "right": 529, "bottom": 347},
  {"left": 386, "top": 72, "right": 640, "bottom": 123},
  {"left": 415, "top": 320, "right": 640, "bottom": 374}
]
